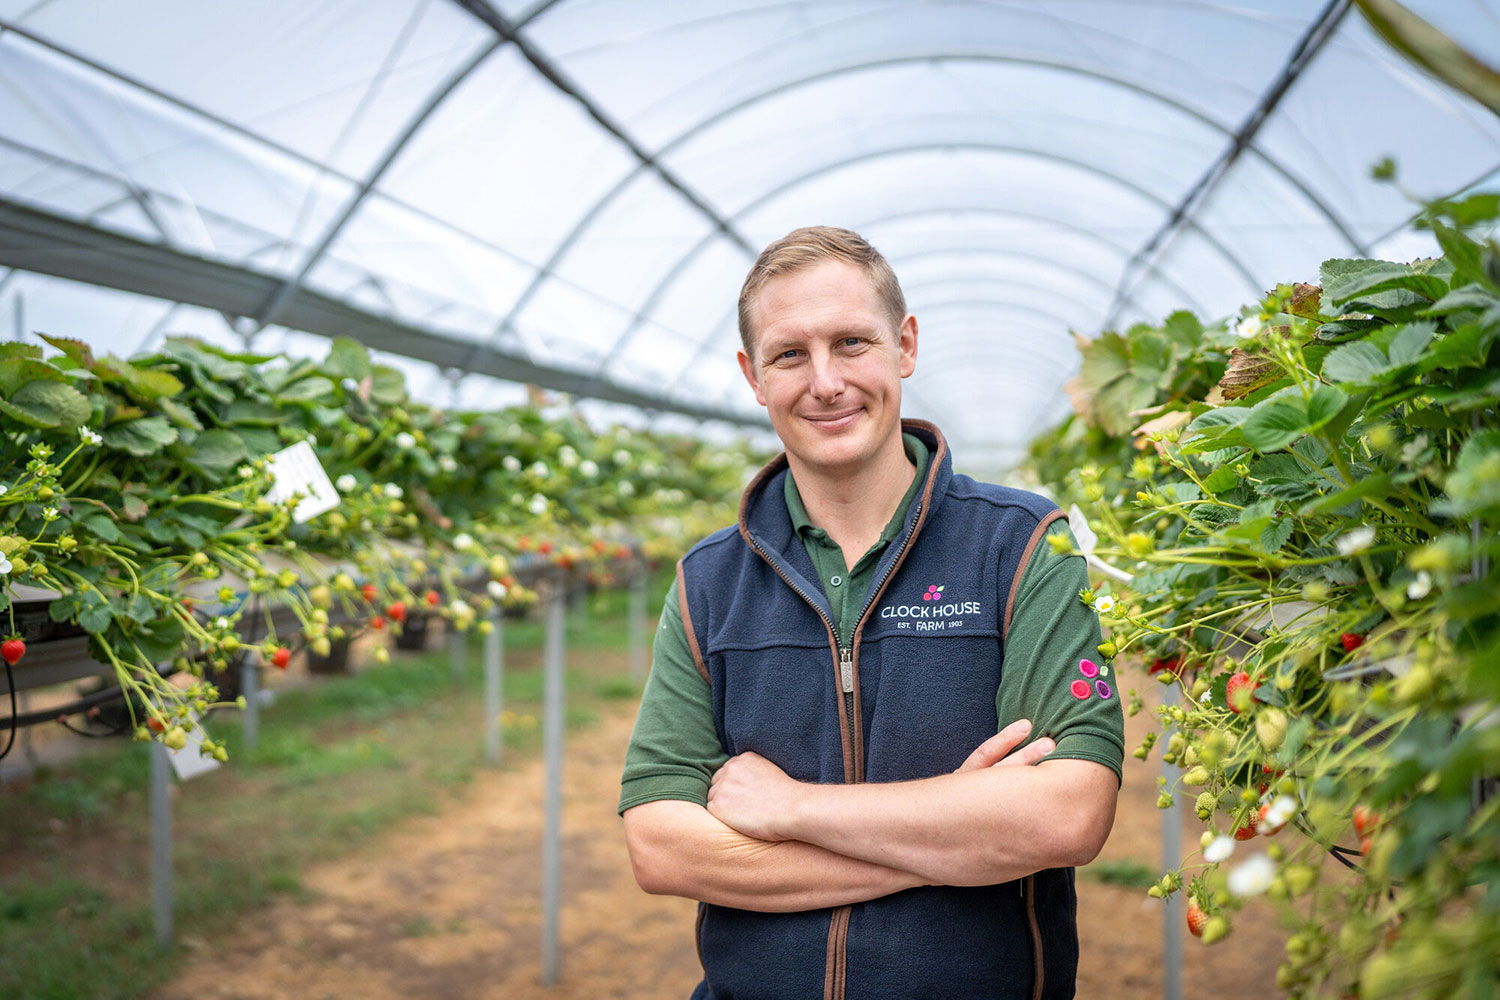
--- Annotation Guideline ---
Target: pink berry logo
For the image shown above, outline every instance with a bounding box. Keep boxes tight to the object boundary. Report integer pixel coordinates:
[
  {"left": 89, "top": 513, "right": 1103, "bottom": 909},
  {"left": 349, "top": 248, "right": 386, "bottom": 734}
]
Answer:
[{"left": 922, "top": 584, "right": 944, "bottom": 602}]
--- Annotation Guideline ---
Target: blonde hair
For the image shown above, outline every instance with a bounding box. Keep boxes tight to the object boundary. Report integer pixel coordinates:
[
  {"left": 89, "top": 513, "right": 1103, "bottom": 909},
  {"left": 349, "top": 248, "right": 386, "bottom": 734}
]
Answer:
[{"left": 737, "top": 226, "right": 906, "bottom": 356}]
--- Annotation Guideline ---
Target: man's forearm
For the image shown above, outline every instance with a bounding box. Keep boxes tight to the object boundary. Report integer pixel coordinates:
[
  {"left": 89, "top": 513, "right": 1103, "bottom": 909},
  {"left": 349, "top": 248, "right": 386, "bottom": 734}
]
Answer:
[
  {"left": 623, "top": 799, "right": 926, "bottom": 912},
  {"left": 714, "top": 757, "right": 1117, "bottom": 887}
]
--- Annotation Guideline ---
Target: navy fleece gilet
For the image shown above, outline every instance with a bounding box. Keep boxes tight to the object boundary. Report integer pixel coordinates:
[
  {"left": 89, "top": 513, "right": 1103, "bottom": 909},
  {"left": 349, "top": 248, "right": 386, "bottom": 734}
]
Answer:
[{"left": 678, "top": 421, "right": 1078, "bottom": 1000}]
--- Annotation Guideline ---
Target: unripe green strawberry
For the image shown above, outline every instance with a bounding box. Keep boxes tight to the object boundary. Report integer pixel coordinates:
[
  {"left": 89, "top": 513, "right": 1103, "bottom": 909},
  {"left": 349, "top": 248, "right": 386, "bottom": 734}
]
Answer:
[
  {"left": 1195, "top": 791, "right": 1218, "bottom": 820},
  {"left": 163, "top": 727, "right": 188, "bottom": 751},
  {"left": 1097, "top": 640, "right": 1117, "bottom": 659},
  {"left": 1256, "top": 707, "right": 1288, "bottom": 751},
  {"left": 1183, "top": 766, "right": 1211, "bottom": 786},
  {"left": 1200, "top": 915, "right": 1229, "bottom": 944},
  {"left": 308, "top": 584, "right": 331, "bottom": 608},
  {"left": 1156, "top": 792, "right": 1174, "bottom": 809},
  {"left": 1393, "top": 664, "right": 1434, "bottom": 705},
  {"left": 310, "top": 637, "right": 332, "bottom": 657}
]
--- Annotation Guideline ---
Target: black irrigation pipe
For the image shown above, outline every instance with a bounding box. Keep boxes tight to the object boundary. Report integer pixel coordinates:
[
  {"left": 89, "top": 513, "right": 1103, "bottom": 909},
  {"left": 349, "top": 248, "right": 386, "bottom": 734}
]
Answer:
[{"left": 2, "top": 684, "right": 128, "bottom": 731}]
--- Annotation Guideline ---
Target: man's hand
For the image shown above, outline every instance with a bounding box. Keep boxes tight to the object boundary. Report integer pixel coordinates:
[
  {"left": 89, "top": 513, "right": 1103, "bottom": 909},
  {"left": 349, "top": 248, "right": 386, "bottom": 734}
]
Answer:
[
  {"left": 707, "top": 751, "right": 800, "bottom": 841},
  {"left": 955, "top": 718, "right": 1054, "bottom": 772},
  {"left": 708, "top": 720, "right": 1054, "bottom": 842}
]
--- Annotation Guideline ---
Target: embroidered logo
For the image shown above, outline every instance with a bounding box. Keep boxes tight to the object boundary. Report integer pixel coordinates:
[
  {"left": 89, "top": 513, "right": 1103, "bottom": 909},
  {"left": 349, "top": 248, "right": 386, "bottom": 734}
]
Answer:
[
  {"left": 880, "top": 583, "right": 980, "bottom": 632},
  {"left": 1072, "top": 658, "right": 1113, "bottom": 700}
]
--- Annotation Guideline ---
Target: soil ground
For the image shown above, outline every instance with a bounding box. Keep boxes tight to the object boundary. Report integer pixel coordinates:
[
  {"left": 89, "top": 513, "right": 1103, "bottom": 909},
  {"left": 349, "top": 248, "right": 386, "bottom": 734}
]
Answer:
[{"left": 155, "top": 685, "right": 1289, "bottom": 1000}]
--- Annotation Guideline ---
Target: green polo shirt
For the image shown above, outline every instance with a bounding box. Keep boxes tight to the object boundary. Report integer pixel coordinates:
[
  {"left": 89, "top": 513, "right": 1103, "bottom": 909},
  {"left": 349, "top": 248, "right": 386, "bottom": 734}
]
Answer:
[{"left": 619, "top": 450, "right": 1124, "bottom": 815}]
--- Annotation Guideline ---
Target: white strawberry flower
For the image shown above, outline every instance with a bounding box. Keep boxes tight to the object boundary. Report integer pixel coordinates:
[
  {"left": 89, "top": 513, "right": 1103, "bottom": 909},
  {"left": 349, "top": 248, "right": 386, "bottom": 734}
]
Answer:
[
  {"left": 1227, "top": 853, "right": 1276, "bottom": 897},
  {"left": 1235, "top": 314, "right": 1264, "bottom": 340},
  {"left": 559, "top": 445, "right": 579, "bottom": 469},
  {"left": 449, "top": 599, "right": 473, "bottom": 618},
  {"left": 1406, "top": 570, "right": 1432, "bottom": 600},
  {"left": 528, "top": 494, "right": 549, "bottom": 516},
  {"left": 0, "top": 554, "right": 11, "bottom": 576},
  {"left": 41, "top": 506, "right": 59, "bottom": 521},
  {"left": 487, "top": 579, "right": 507, "bottom": 601},
  {"left": 530, "top": 461, "right": 549, "bottom": 479},
  {"left": 0, "top": 484, "right": 7, "bottom": 496},
  {"left": 384, "top": 483, "right": 403, "bottom": 500},
  {"left": 613, "top": 449, "right": 631, "bottom": 466},
  {"left": 336, "top": 474, "right": 357, "bottom": 493},
  {"left": 579, "top": 459, "right": 599, "bottom": 478},
  {"left": 452, "top": 532, "right": 475, "bottom": 552},
  {"left": 79, "top": 427, "right": 102, "bottom": 446},
  {"left": 215, "top": 616, "right": 230, "bottom": 629},
  {"left": 395, "top": 432, "right": 416, "bottom": 450},
  {"left": 438, "top": 455, "right": 457, "bottom": 473},
  {"left": 618, "top": 481, "right": 635, "bottom": 497},
  {"left": 1335, "top": 526, "right": 1376, "bottom": 556},
  {"left": 1093, "top": 595, "right": 1116, "bottom": 615},
  {"left": 502, "top": 455, "right": 521, "bottom": 472},
  {"left": 1203, "top": 834, "right": 1235, "bottom": 864},
  {"left": 237, "top": 464, "right": 254, "bottom": 479},
  {"left": 1262, "top": 795, "right": 1297, "bottom": 834}
]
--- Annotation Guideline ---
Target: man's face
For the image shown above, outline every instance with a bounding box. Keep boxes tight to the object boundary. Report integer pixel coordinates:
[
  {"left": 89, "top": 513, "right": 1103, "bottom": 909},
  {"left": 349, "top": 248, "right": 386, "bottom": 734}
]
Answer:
[{"left": 738, "top": 259, "right": 917, "bottom": 478}]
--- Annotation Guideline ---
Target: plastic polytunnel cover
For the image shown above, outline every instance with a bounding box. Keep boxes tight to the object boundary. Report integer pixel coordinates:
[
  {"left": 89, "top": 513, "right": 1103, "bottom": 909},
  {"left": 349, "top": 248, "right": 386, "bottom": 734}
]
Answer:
[{"left": 2, "top": 0, "right": 1499, "bottom": 477}]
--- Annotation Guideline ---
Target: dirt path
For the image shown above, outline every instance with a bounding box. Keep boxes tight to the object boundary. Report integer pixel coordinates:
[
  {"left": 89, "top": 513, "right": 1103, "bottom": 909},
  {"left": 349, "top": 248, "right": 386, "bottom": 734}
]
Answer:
[{"left": 157, "top": 692, "right": 1286, "bottom": 999}]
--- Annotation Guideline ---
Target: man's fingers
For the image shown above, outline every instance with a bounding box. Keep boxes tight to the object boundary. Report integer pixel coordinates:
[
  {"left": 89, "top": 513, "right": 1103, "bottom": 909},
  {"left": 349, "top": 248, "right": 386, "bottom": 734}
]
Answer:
[
  {"left": 956, "top": 719, "right": 1031, "bottom": 772},
  {"left": 995, "top": 736, "right": 1054, "bottom": 768}
]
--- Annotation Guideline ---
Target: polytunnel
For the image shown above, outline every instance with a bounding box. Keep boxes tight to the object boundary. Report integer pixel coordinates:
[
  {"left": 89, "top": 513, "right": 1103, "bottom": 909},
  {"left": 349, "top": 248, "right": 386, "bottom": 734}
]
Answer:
[{"left": 3, "top": 0, "right": 1498, "bottom": 473}]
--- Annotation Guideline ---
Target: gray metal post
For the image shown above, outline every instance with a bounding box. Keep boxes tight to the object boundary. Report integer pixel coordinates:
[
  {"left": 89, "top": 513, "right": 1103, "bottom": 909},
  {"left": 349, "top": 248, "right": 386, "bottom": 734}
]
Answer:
[
  {"left": 450, "top": 624, "right": 466, "bottom": 680},
  {"left": 1161, "top": 683, "right": 1182, "bottom": 1000},
  {"left": 541, "top": 580, "right": 566, "bottom": 987},
  {"left": 484, "top": 610, "right": 503, "bottom": 764},
  {"left": 628, "top": 570, "right": 646, "bottom": 685},
  {"left": 150, "top": 740, "right": 172, "bottom": 946},
  {"left": 241, "top": 653, "right": 259, "bottom": 753}
]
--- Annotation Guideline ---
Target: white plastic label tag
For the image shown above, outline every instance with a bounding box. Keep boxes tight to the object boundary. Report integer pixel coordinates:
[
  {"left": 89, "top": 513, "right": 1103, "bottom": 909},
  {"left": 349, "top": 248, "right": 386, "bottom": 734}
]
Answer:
[
  {"left": 166, "top": 710, "right": 221, "bottom": 781},
  {"left": 265, "top": 440, "right": 340, "bottom": 523}
]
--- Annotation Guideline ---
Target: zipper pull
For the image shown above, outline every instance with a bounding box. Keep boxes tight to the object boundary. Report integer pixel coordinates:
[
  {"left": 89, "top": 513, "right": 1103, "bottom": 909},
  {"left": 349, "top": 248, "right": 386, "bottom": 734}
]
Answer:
[{"left": 840, "top": 646, "right": 854, "bottom": 693}]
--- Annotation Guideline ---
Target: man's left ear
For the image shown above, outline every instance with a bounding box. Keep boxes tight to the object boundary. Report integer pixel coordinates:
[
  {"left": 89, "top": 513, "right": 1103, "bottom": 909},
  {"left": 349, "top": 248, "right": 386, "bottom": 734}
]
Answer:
[{"left": 899, "top": 314, "right": 918, "bottom": 378}]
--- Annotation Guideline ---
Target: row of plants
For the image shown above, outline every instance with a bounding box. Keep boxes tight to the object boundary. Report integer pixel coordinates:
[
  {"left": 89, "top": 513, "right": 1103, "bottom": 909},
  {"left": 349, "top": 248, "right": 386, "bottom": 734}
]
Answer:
[
  {"left": 0, "top": 334, "right": 756, "bottom": 758},
  {"left": 1024, "top": 194, "right": 1499, "bottom": 998}
]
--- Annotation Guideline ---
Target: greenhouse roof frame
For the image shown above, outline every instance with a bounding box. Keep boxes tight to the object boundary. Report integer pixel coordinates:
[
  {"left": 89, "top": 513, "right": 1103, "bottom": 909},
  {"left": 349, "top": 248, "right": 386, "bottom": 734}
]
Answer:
[{"left": 2, "top": 0, "right": 1498, "bottom": 473}]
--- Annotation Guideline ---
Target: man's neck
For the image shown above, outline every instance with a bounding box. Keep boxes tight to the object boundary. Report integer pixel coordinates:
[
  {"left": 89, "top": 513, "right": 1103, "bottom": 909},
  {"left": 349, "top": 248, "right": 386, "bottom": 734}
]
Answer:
[{"left": 788, "top": 433, "right": 918, "bottom": 570}]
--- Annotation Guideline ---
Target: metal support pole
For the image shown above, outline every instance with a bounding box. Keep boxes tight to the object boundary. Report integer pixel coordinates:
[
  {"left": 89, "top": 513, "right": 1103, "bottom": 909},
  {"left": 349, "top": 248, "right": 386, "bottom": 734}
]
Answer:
[
  {"left": 628, "top": 570, "right": 646, "bottom": 685},
  {"left": 484, "top": 609, "right": 503, "bottom": 764},
  {"left": 541, "top": 580, "right": 566, "bottom": 987},
  {"left": 450, "top": 624, "right": 466, "bottom": 680},
  {"left": 150, "top": 740, "right": 172, "bottom": 946},
  {"left": 241, "top": 653, "right": 259, "bottom": 753},
  {"left": 1161, "top": 683, "right": 1182, "bottom": 1000}
]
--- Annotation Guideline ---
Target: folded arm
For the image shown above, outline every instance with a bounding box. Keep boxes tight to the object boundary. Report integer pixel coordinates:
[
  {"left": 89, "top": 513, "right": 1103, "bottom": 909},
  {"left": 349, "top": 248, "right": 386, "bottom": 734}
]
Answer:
[
  {"left": 624, "top": 718, "right": 1062, "bottom": 910},
  {"left": 706, "top": 731, "right": 1117, "bottom": 887}
]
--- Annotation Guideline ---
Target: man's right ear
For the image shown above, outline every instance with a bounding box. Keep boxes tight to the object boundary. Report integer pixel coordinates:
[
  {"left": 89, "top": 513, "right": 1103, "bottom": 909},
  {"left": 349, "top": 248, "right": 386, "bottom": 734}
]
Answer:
[{"left": 737, "top": 349, "right": 768, "bottom": 407}]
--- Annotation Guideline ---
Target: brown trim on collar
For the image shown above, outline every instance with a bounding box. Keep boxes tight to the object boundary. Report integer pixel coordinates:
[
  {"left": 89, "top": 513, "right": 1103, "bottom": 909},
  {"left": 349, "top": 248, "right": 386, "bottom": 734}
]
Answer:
[
  {"left": 737, "top": 451, "right": 789, "bottom": 547},
  {"left": 676, "top": 559, "right": 710, "bottom": 685},
  {"left": 1004, "top": 508, "right": 1067, "bottom": 641}
]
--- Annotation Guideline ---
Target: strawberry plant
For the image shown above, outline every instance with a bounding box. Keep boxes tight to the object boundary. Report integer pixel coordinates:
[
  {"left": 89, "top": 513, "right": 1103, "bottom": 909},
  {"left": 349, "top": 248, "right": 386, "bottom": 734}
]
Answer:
[
  {"left": 1026, "top": 196, "right": 1500, "bottom": 997},
  {"left": 2, "top": 334, "right": 757, "bottom": 761}
]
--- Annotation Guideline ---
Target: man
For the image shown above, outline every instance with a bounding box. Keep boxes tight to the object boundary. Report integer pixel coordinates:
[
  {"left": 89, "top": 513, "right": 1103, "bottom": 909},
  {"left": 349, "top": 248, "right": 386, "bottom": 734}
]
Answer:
[{"left": 620, "top": 226, "right": 1123, "bottom": 999}]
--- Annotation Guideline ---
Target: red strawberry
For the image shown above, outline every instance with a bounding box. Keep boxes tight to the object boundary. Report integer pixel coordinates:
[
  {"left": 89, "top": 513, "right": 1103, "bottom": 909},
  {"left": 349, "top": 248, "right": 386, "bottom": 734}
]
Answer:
[
  {"left": 1186, "top": 900, "right": 1208, "bottom": 938},
  {"left": 387, "top": 601, "right": 407, "bottom": 623},
  {"left": 1340, "top": 632, "right": 1364, "bottom": 653},
  {"left": 591, "top": 538, "right": 607, "bottom": 555},
  {"left": 614, "top": 544, "right": 631, "bottom": 560},
  {"left": 271, "top": 646, "right": 291, "bottom": 669},
  {"left": 360, "top": 583, "right": 378, "bottom": 602},
  {"left": 1149, "top": 655, "right": 1180, "bottom": 675},
  {"left": 1233, "top": 812, "right": 1259, "bottom": 840},
  {"left": 1353, "top": 805, "right": 1378, "bottom": 836},
  {"left": 1226, "top": 671, "right": 1257, "bottom": 714},
  {"left": 370, "top": 615, "right": 386, "bottom": 631},
  {"left": 517, "top": 535, "right": 533, "bottom": 552},
  {"left": 538, "top": 540, "right": 553, "bottom": 555},
  {"left": 424, "top": 589, "right": 440, "bottom": 607},
  {"left": 1, "top": 637, "right": 25, "bottom": 666}
]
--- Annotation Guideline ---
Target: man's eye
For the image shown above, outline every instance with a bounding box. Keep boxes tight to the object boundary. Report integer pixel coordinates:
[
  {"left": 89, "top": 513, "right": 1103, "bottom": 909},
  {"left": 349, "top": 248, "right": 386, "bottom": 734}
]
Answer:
[{"left": 778, "top": 349, "right": 800, "bottom": 360}]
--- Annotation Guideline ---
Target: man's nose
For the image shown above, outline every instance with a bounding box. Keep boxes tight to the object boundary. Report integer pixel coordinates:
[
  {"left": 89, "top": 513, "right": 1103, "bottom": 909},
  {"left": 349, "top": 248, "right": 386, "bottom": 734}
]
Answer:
[{"left": 807, "top": 351, "right": 845, "bottom": 400}]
